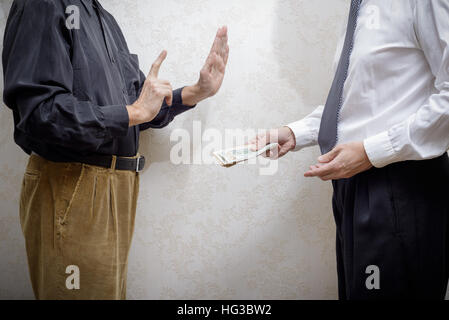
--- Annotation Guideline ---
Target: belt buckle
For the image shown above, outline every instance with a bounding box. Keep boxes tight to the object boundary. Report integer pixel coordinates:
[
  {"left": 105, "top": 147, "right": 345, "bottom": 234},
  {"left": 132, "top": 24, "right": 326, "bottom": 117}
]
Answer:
[{"left": 136, "top": 156, "right": 145, "bottom": 172}]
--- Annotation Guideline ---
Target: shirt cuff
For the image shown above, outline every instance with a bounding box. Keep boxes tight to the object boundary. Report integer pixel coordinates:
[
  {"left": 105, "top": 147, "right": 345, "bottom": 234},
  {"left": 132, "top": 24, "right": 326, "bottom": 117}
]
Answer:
[
  {"left": 100, "top": 105, "right": 129, "bottom": 137},
  {"left": 173, "top": 87, "right": 184, "bottom": 105},
  {"left": 177, "top": 87, "right": 197, "bottom": 107},
  {"left": 170, "top": 87, "right": 196, "bottom": 117},
  {"left": 286, "top": 120, "right": 318, "bottom": 151},
  {"left": 363, "top": 131, "right": 400, "bottom": 168}
]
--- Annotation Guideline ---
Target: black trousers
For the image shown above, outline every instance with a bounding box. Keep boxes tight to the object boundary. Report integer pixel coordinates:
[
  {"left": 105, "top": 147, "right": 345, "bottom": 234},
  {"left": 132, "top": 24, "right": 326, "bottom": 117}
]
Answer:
[{"left": 332, "top": 153, "right": 449, "bottom": 300}]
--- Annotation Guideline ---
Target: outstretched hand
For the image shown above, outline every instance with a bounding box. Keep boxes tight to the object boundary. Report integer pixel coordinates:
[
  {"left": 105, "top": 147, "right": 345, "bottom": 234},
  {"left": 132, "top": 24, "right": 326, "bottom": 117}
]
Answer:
[
  {"left": 250, "top": 127, "right": 296, "bottom": 159},
  {"left": 304, "top": 142, "right": 373, "bottom": 181}
]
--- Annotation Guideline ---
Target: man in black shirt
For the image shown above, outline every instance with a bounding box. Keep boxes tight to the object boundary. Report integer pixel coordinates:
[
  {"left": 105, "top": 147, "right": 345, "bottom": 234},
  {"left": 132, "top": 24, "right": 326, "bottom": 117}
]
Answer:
[{"left": 2, "top": 0, "right": 229, "bottom": 299}]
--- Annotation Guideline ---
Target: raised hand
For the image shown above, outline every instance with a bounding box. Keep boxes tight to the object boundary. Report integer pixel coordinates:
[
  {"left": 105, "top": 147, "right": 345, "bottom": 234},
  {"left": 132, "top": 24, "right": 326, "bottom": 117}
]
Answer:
[
  {"left": 182, "top": 26, "right": 230, "bottom": 106},
  {"left": 127, "top": 50, "right": 173, "bottom": 126},
  {"left": 199, "top": 26, "right": 229, "bottom": 97}
]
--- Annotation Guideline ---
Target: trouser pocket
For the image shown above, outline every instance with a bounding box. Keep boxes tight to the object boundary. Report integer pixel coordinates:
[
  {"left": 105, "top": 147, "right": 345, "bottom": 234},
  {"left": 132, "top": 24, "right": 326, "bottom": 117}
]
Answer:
[
  {"left": 53, "top": 163, "right": 86, "bottom": 227},
  {"left": 19, "top": 170, "right": 41, "bottom": 235},
  {"left": 59, "top": 166, "right": 86, "bottom": 226}
]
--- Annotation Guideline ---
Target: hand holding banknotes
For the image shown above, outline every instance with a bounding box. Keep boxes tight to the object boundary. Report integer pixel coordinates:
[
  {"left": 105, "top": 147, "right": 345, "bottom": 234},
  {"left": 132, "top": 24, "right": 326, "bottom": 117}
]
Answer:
[{"left": 250, "top": 127, "right": 297, "bottom": 159}]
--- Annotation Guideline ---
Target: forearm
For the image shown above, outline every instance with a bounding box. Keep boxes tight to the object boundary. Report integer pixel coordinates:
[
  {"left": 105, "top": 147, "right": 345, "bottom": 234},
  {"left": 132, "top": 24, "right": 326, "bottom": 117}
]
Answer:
[
  {"left": 364, "top": 89, "right": 449, "bottom": 168},
  {"left": 127, "top": 104, "right": 148, "bottom": 127},
  {"left": 181, "top": 84, "right": 208, "bottom": 106},
  {"left": 14, "top": 95, "right": 129, "bottom": 152}
]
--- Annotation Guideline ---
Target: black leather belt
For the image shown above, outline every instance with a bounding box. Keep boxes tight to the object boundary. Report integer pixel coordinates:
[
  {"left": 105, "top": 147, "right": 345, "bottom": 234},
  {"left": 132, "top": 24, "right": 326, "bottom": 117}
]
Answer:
[{"left": 72, "top": 154, "right": 146, "bottom": 172}]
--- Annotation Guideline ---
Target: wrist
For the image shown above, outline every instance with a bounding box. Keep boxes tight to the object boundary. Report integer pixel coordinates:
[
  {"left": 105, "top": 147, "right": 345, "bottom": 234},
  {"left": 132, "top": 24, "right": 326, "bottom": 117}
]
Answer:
[
  {"left": 282, "top": 126, "right": 296, "bottom": 150},
  {"left": 127, "top": 104, "right": 150, "bottom": 127},
  {"left": 360, "top": 142, "right": 373, "bottom": 168},
  {"left": 182, "top": 84, "right": 208, "bottom": 106}
]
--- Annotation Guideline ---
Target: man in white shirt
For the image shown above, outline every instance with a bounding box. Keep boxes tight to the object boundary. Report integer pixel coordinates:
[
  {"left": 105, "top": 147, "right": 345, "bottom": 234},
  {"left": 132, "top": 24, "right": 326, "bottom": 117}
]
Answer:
[{"left": 253, "top": 0, "right": 449, "bottom": 299}]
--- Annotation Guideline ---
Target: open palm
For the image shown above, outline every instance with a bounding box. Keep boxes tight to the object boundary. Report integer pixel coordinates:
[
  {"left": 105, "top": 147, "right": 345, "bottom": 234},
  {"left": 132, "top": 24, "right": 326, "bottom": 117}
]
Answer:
[{"left": 198, "top": 26, "right": 229, "bottom": 97}]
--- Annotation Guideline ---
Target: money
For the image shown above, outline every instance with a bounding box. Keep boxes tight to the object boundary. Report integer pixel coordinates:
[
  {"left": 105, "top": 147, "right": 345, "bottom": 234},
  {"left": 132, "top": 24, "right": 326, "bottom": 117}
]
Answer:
[{"left": 213, "top": 143, "right": 279, "bottom": 167}]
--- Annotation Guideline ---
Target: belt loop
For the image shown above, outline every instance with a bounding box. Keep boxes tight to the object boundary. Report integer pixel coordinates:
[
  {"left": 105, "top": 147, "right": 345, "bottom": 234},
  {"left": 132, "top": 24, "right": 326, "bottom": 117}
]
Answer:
[{"left": 110, "top": 155, "right": 117, "bottom": 170}]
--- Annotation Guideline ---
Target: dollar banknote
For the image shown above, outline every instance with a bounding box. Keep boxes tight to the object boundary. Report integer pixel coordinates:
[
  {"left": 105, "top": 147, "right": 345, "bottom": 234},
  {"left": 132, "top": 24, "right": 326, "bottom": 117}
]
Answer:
[{"left": 213, "top": 143, "right": 279, "bottom": 167}]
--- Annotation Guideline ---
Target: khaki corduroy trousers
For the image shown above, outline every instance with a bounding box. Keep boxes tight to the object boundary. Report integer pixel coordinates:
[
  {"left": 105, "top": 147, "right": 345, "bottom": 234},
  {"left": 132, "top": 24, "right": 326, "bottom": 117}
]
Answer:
[{"left": 19, "top": 154, "right": 139, "bottom": 300}]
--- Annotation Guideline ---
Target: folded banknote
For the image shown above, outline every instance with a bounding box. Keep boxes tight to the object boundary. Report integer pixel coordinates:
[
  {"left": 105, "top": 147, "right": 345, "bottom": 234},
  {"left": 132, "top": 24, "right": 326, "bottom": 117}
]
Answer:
[{"left": 213, "top": 143, "right": 279, "bottom": 167}]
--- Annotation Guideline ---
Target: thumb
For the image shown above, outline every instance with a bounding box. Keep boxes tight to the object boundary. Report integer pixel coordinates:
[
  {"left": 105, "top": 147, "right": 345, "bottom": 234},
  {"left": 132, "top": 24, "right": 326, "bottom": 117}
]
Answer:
[
  {"left": 250, "top": 132, "right": 269, "bottom": 151},
  {"left": 318, "top": 147, "right": 340, "bottom": 163},
  {"left": 278, "top": 143, "right": 292, "bottom": 158}
]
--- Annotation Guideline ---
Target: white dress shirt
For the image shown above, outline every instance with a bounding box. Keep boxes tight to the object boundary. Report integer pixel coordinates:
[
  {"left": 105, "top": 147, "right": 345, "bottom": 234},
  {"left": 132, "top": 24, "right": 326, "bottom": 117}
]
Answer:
[{"left": 287, "top": 0, "right": 449, "bottom": 168}]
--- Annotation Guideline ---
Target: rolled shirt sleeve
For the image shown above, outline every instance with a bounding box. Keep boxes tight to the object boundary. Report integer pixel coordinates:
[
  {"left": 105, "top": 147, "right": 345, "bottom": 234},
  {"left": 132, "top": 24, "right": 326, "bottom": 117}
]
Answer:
[
  {"left": 2, "top": 0, "right": 129, "bottom": 153},
  {"left": 364, "top": 0, "right": 449, "bottom": 168}
]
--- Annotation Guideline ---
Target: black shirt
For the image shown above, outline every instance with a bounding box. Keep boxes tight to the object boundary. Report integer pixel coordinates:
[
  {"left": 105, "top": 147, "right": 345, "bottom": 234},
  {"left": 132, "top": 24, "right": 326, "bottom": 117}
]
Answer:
[{"left": 2, "top": 0, "right": 194, "bottom": 162}]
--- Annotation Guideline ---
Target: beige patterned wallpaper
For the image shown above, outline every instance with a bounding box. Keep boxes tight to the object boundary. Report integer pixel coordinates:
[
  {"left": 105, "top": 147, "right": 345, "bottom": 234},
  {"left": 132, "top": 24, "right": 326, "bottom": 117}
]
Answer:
[{"left": 0, "top": 0, "right": 349, "bottom": 299}]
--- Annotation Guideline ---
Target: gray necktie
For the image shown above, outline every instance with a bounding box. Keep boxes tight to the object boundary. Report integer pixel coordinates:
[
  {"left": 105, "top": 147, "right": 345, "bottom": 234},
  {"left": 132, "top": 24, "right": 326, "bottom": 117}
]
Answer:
[{"left": 318, "top": 0, "right": 362, "bottom": 154}]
